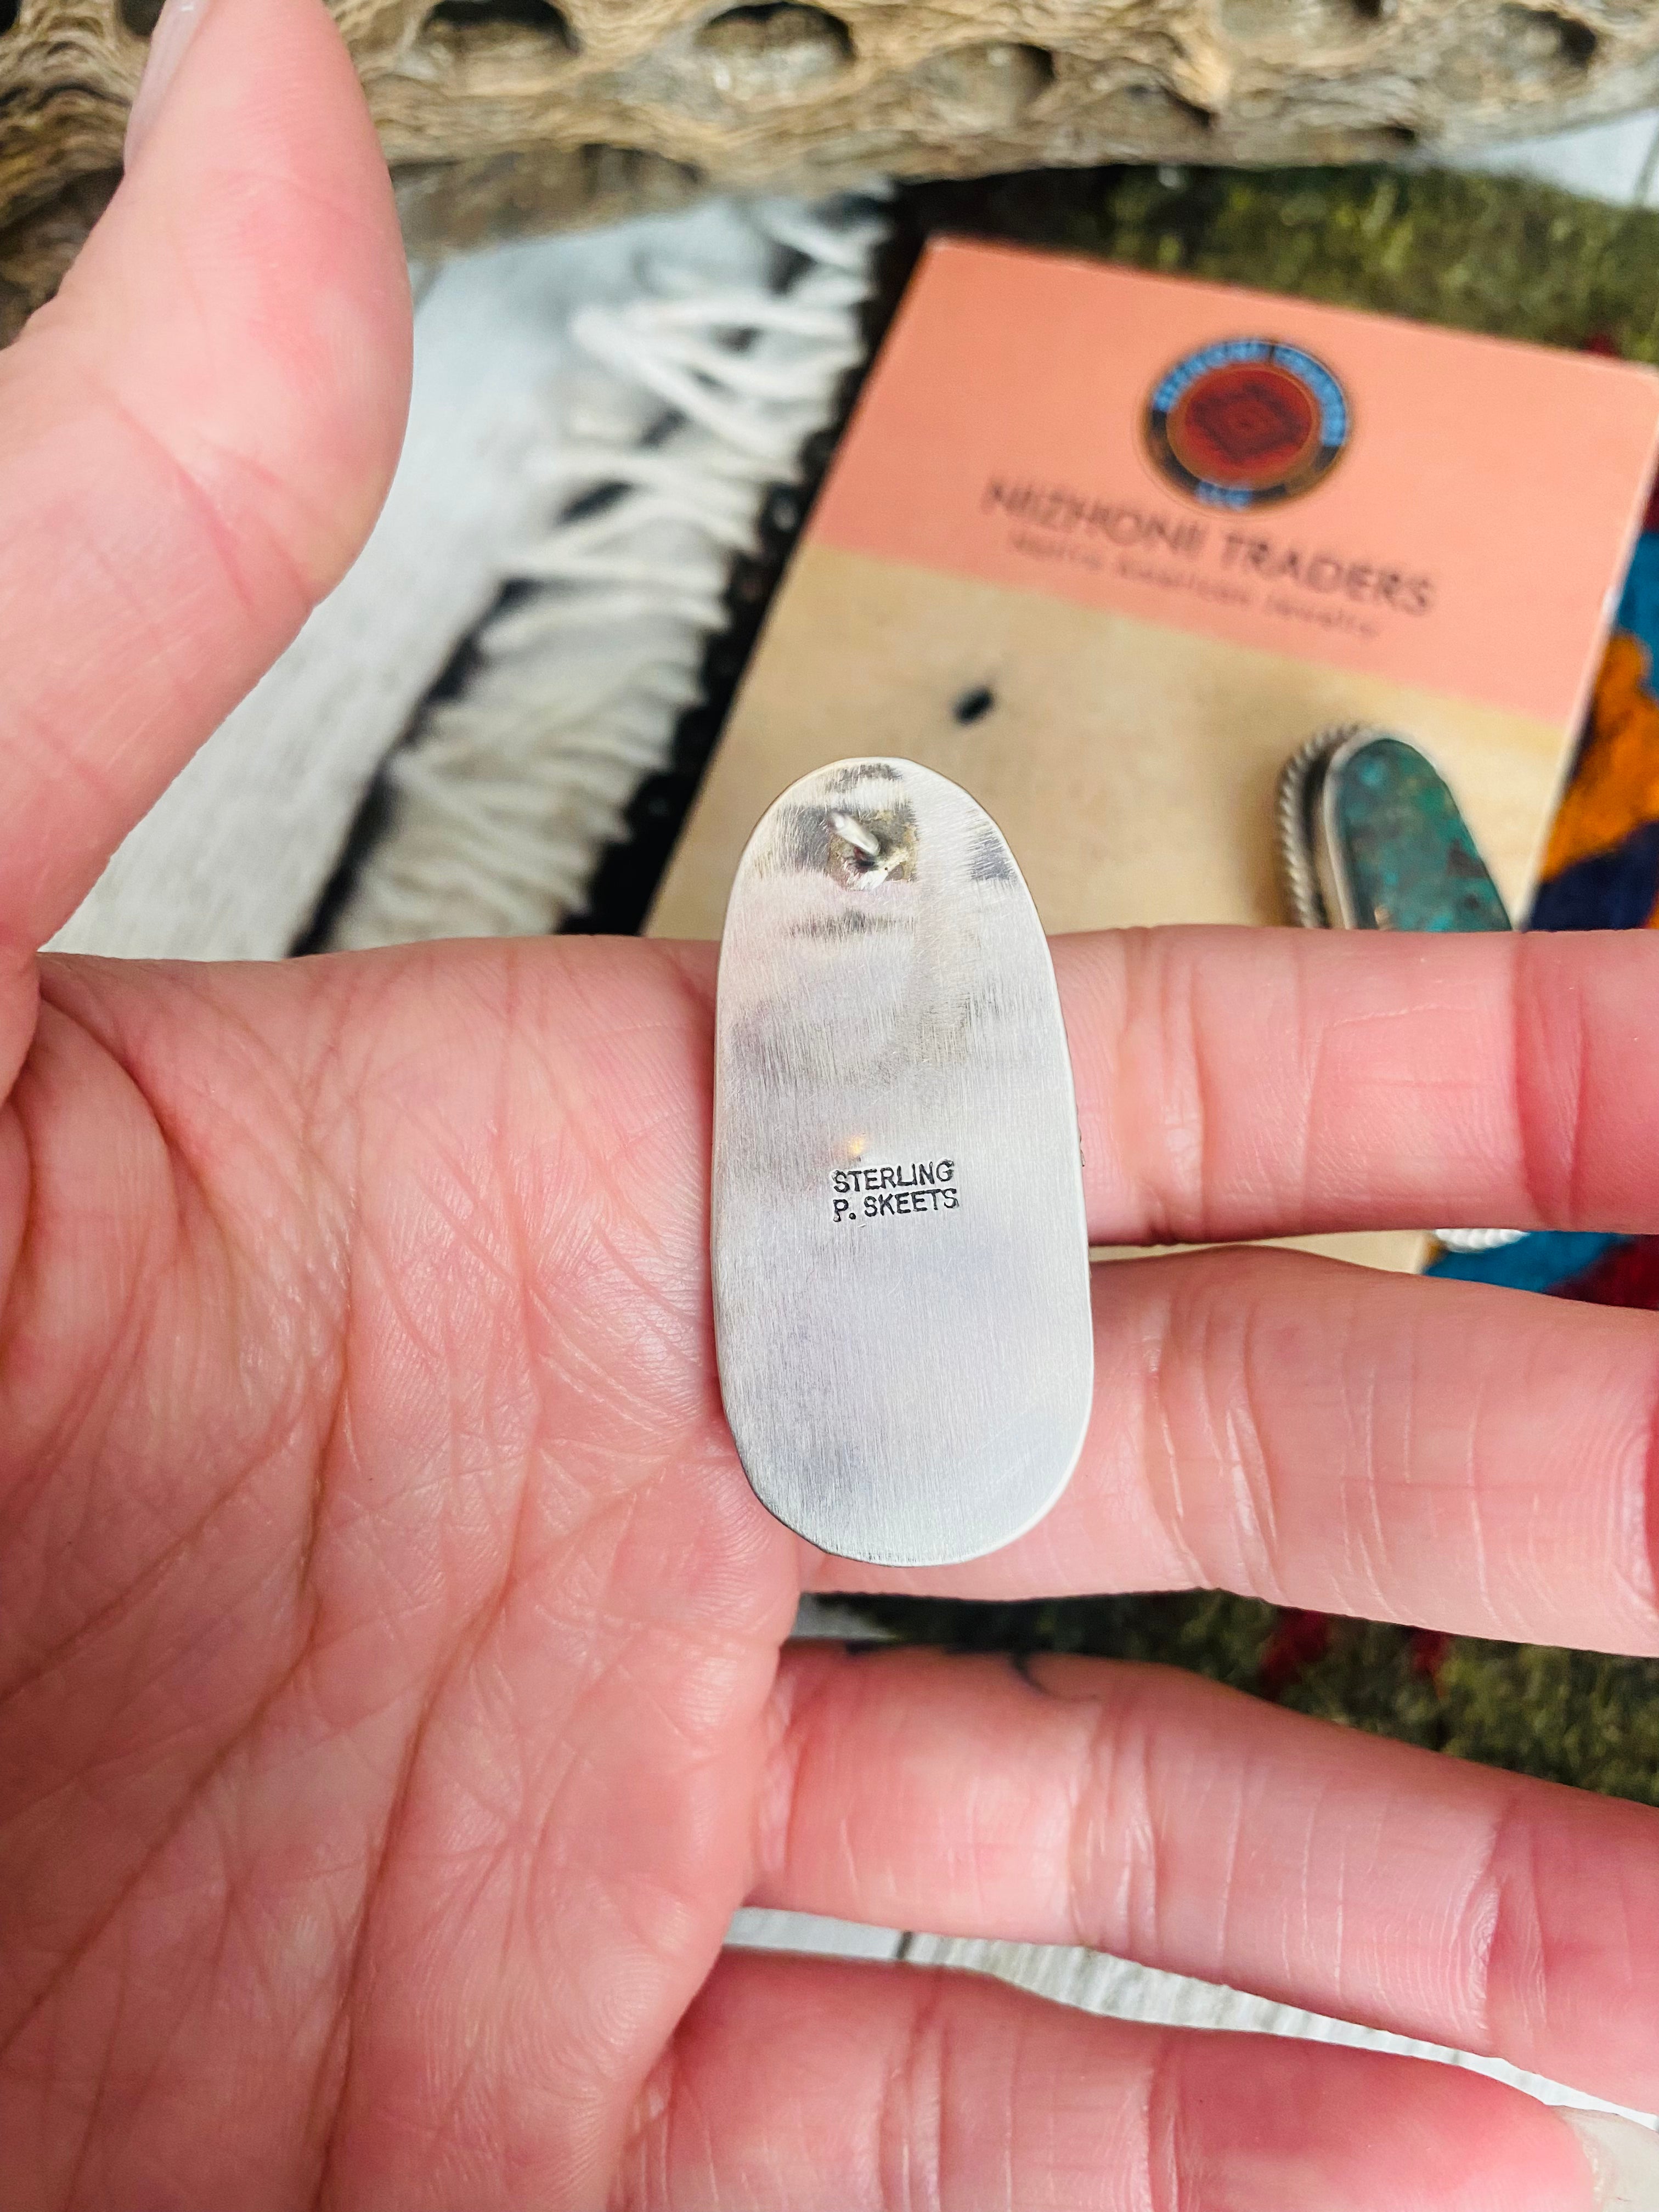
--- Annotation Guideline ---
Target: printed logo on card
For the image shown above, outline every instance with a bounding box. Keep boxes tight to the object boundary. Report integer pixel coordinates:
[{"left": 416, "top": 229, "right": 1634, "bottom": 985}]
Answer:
[{"left": 1144, "top": 338, "right": 1350, "bottom": 510}]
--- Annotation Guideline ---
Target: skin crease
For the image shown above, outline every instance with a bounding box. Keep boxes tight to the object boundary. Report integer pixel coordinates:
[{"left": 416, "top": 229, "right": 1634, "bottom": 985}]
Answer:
[{"left": 1, "top": 1, "right": 1657, "bottom": 2205}]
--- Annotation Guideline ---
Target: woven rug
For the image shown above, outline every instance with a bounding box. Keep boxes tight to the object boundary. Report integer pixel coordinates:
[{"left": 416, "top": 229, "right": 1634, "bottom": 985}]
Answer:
[{"left": 52, "top": 193, "right": 886, "bottom": 963}]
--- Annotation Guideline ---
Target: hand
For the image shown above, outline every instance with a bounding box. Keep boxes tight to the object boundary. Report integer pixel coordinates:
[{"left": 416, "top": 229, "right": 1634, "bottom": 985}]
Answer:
[{"left": 5, "top": 5, "right": 1659, "bottom": 2207}]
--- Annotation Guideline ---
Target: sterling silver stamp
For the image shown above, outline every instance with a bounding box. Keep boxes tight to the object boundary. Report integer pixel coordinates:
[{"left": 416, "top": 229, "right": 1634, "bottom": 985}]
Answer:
[{"left": 712, "top": 758, "right": 1093, "bottom": 1566}]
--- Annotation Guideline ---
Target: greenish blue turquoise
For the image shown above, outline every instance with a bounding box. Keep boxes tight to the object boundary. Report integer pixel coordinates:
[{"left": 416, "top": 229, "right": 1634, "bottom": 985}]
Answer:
[{"left": 1332, "top": 737, "right": 1510, "bottom": 932}]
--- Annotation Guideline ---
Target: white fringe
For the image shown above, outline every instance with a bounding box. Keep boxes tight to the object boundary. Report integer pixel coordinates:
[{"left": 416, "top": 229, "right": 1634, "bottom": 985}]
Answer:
[{"left": 324, "top": 196, "right": 884, "bottom": 950}]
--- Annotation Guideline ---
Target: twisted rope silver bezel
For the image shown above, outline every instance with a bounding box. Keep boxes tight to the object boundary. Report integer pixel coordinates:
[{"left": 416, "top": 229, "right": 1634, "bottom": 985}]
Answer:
[{"left": 1274, "top": 723, "right": 1374, "bottom": 930}]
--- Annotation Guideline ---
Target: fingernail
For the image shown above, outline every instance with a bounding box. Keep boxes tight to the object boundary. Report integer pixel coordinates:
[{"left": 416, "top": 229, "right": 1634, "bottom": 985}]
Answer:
[
  {"left": 125, "top": 0, "right": 217, "bottom": 168},
  {"left": 1564, "top": 2109, "right": 1659, "bottom": 2209}
]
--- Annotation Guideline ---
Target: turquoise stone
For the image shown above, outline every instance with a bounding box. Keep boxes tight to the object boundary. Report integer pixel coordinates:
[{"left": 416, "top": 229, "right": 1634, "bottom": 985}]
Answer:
[{"left": 1328, "top": 736, "right": 1510, "bottom": 932}]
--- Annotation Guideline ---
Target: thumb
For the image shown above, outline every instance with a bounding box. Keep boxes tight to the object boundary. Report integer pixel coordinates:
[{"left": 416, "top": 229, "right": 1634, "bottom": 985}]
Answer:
[{"left": 0, "top": 0, "right": 409, "bottom": 1057}]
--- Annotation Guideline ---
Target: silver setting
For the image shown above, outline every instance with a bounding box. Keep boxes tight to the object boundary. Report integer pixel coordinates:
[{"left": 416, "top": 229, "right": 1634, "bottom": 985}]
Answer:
[{"left": 1277, "top": 723, "right": 1362, "bottom": 930}]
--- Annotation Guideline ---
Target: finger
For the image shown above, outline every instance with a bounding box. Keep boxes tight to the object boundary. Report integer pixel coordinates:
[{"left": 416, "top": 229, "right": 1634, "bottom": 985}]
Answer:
[
  {"left": 673, "top": 925, "right": 1659, "bottom": 1238},
  {"left": 807, "top": 1243, "right": 1659, "bottom": 1648},
  {"left": 614, "top": 1950, "right": 1609, "bottom": 2211},
  {"left": 0, "top": 0, "right": 408, "bottom": 978},
  {"left": 1053, "top": 925, "right": 1659, "bottom": 1244},
  {"left": 752, "top": 1643, "right": 1659, "bottom": 2118}
]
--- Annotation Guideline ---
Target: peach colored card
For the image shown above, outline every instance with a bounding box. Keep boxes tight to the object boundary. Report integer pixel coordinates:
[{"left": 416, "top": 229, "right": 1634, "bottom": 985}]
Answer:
[
  {"left": 809, "top": 238, "right": 1659, "bottom": 730},
  {"left": 651, "top": 242, "right": 1659, "bottom": 1270}
]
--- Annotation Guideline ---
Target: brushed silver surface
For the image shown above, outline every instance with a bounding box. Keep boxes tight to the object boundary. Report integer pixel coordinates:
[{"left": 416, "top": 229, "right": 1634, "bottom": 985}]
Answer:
[{"left": 712, "top": 758, "right": 1093, "bottom": 1566}]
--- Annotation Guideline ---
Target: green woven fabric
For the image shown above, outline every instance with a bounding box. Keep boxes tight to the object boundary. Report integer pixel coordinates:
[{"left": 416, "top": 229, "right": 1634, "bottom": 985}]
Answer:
[
  {"left": 884, "top": 163, "right": 1659, "bottom": 361},
  {"left": 853, "top": 163, "right": 1659, "bottom": 1801},
  {"left": 852, "top": 1593, "right": 1659, "bottom": 1803}
]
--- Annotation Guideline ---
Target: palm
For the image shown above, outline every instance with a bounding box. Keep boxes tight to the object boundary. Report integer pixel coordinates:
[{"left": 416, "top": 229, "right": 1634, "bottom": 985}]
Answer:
[
  {"left": 4, "top": 940, "right": 793, "bottom": 2203},
  {"left": 9, "top": 4, "right": 1659, "bottom": 2208}
]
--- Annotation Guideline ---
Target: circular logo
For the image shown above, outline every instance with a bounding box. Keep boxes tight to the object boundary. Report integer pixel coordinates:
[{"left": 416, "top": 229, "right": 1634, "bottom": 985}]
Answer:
[{"left": 1144, "top": 339, "right": 1349, "bottom": 509}]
